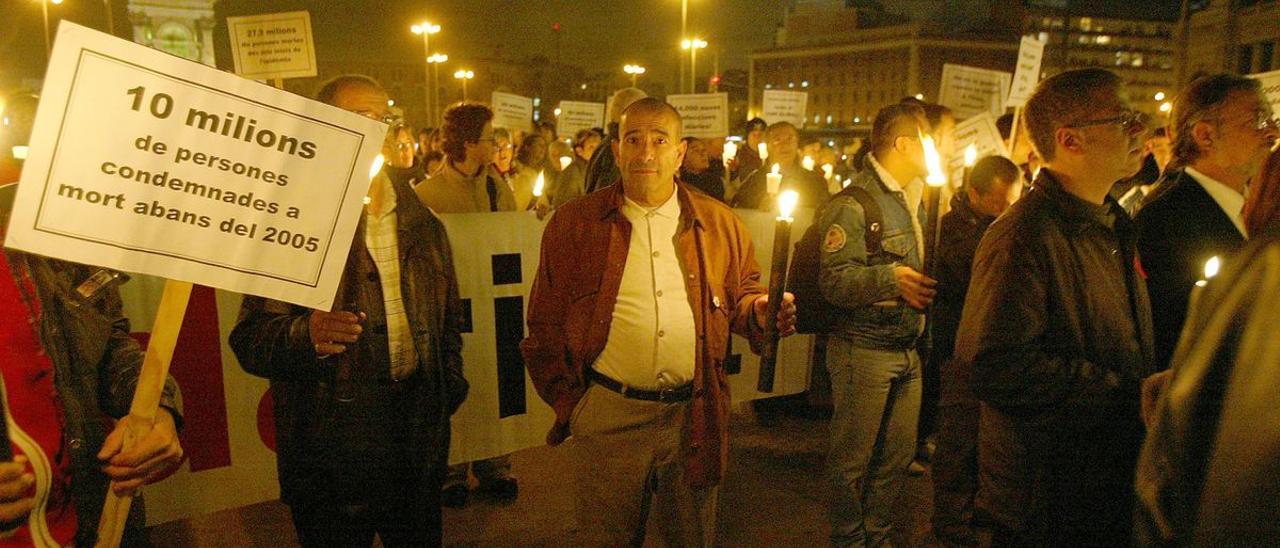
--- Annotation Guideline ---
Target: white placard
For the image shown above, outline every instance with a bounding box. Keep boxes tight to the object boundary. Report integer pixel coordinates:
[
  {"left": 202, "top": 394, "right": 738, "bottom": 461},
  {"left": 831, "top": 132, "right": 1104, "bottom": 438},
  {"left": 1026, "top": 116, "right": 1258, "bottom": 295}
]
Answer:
[
  {"left": 226, "top": 11, "right": 317, "bottom": 80},
  {"left": 5, "top": 22, "right": 384, "bottom": 310},
  {"left": 1006, "top": 36, "right": 1046, "bottom": 108},
  {"left": 762, "top": 89, "right": 809, "bottom": 127},
  {"left": 491, "top": 91, "right": 534, "bottom": 132},
  {"left": 938, "top": 64, "right": 1013, "bottom": 120},
  {"left": 556, "top": 100, "right": 604, "bottom": 136},
  {"left": 1250, "top": 69, "right": 1280, "bottom": 113},
  {"left": 667, "top": 92, "right": 729, "bottom": 138},
  {"left": 947, "top": 112, "right": 1010, "bottom": 185}
]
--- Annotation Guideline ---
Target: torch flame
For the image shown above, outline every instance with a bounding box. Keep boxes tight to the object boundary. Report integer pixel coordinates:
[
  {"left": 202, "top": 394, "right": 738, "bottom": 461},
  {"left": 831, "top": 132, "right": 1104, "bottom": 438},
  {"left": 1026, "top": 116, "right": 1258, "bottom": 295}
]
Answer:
[
  {"left": 964, "top": 144, "right": 978, "bottom": 167},
  {"left": 1204, "top": 256, "right": 1221, "bottom": 280},
  {"left": 778, "top": 190, "right": 799, "bottom": 220},
  {"left": 533, "top": 171, "right": 546, "bottom": 197},
  {"left": 559, "top": 156, "right": 572, "bottom": 170},
  {"left": 802, "top": 156, "right": 815, "bottom": 171},
  {"left": 822, "top": 163, "right": 834, "bottom": 178},
  {"left": 920, "top": 131, "right": 947, "bottom": 187},
  {"left": 758, "top": 142, "right": 769, "bottom": 162},
  {"left": 368, "top": 154, "right": 385, "bottom": 180}
]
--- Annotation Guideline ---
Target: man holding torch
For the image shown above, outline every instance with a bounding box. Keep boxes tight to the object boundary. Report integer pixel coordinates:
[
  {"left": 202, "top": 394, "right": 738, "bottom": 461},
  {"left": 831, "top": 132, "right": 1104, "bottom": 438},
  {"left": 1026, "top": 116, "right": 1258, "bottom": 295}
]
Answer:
[
  {"left": 817, "top": 102, "right": 934, "bottom": 547},
  {"left": 522, "top": 97, "right": 795, "bottom": 546}
]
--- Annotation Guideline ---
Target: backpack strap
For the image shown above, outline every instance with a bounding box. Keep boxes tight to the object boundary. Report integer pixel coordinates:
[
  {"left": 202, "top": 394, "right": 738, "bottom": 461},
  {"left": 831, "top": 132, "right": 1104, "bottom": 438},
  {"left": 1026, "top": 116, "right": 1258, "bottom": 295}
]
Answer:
[{"left": 836, "top": 186, "right": 883, "bottom": 255}]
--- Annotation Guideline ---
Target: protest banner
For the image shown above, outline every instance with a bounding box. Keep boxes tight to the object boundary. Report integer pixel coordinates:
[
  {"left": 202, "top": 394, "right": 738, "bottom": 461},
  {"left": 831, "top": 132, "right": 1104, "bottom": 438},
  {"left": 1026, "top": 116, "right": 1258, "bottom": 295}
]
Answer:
[
  {"left": 762, "top": 89, "right": 808, "bottom": 127},
  {"left": 226, "top": 11, "right": 318, "bottom": 81},
  {"left": 1250, "top": 69, "right": 1280, "bottom": 113},
  {"left": 491, "top": 91, "right": 534, "bottom": 132},
  {"left": 938, "top": 64, "right": 1013, "bottom": 120},
  {"left": 3, "top": 22, "right": 385, "bottom": 545},
  {"left": 667, "top": 92, "right": 729, "bottom": 138},
  {"left": 1006, "top": 36, "right": 1046, "bottom": 108},
  {"left": 947, "top": 112, "right": 1010, "bottom": 184},
  {"left": 556, "top": 100, "right": 605, "bottom": 136}
]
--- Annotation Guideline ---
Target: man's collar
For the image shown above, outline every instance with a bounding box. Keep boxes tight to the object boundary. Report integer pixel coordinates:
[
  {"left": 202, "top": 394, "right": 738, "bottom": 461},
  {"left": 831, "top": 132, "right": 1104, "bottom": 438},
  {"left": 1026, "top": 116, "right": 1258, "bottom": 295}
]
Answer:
[
  {"left": 602, "top": 182, "right": 703, "bottom": 229},
  {"left": 867, "top": 153, "right": 917, "bottom": 193},
  {"left": 448, "top": 159, "right": 485, "bottom": 180},
  {"left": 622, "top": 186, "right": 680, "bottom": 220},
  {"left": 1034, "top": 169, "right": 1121, "bottom": 228}
]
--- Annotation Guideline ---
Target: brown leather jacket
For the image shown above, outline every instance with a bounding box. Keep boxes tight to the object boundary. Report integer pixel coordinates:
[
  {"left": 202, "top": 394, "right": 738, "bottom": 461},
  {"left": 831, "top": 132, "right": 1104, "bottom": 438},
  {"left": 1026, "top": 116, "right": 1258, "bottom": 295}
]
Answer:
[{"left": 521, "top": 182, "right": 766, "bottom": 487}]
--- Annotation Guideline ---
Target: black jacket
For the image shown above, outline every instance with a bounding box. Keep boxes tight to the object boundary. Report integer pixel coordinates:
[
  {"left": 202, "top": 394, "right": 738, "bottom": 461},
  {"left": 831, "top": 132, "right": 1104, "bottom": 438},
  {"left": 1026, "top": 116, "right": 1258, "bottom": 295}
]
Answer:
[
  {"left": 955, "top": 170, "right": 1154, "bottom": 545},
  {"left": 1136, "top": 169, "right": 1246, "bottom": 371},
  {"left": 230, "top": 173, "right": 467, "bottom": 506},
  {"left": 730, "top": 160, "right": 829, "bottom": 211},
  {"left": 931, "top": 191, "right": 994, "bottom": 406}
]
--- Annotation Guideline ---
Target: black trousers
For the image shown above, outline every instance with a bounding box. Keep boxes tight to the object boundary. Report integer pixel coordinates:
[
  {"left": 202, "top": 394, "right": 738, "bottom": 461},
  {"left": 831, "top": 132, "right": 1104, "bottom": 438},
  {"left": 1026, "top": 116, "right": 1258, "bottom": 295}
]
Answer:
[{"left": 289, "top": 475, "right": 442, "bottom": 548}]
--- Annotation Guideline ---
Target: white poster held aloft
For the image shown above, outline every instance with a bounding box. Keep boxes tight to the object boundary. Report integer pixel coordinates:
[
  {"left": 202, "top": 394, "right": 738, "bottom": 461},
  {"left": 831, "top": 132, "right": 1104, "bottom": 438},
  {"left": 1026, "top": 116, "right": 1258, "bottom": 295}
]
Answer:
[
  {"left": 947, "top": 112, "right": 1010, "bottom": 184},
  {"left": 1250, "top": 69, "right": 1280, "bottom": 114},
  {"left": 5, "top": 21, "right": 384, "bottom": 310},
  {"left": 491, "top": 91, "right": 534, "bottom": 132},
  {"left": 226, "top": 11, "right": 318, "bottom": 80},
  {"left": 556, "top": 100, "right": 605, "bottom": 136},
  {"left": 762, "top": 89, "right": 808, "bottom": 127},
  {"left": 667, "top": 93, "right": 729, "bottom": 138},
  {"left": 938, "top": 64, "right": 1013, "bottom": 120},
  {"left": 1006, "top": 36, "right": 1046, "bottom": 108}
]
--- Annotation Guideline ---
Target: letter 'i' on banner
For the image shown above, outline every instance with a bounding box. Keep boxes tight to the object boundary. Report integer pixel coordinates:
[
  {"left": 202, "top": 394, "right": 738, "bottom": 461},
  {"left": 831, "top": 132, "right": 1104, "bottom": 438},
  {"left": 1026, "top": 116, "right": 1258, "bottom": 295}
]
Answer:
[{"left": 491, "top": 254, "right": 527, "bottom": 418}]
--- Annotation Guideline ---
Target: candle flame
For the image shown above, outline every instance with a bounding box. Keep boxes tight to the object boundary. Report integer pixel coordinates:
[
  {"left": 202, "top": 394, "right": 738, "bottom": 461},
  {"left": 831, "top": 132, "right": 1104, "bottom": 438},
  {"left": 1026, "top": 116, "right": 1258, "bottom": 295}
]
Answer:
[
  {"left": 1204, "top": 256, "right": 1221, "bottom": 280},
  {"left": 559, "top": 156, "right": 572, "bottom": 170},
  {"left": 758, "top": 142, "right": 769, "bottom": 161},
  {"left": 964, "top": 144, "right": 978, "bottom": 167},
  {"left": 12, "top": 145, "right": 28, "bottom": 160},
  {"left": 771, "top": 163, "right": 781, "bottom": 175},
  {"left": 533, "top": 171, "right": 546, "bottom": 197},
  {"left": 920, "top": 131, "right": 947, "bottom": 187},
  {"left": 822, "top": 163, "right": 834, "bottom": 177},
  {"left": 368, "top": 154, "right": 385, "bottom": 180},
  {"left": 723, "top": 141, "right": 738, "bottom": 161},
  {"left": 778, "top": 190, "right": 799, "bottom": 220},
  {"left": 802, "top": 156, "right": 815, "bottom": 171}
]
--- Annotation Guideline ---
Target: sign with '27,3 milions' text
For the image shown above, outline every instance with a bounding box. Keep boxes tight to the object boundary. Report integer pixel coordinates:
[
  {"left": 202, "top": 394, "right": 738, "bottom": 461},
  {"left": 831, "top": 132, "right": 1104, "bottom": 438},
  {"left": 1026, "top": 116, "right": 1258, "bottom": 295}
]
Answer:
[{"left": 5, "top": 22, "right": 386, "bottom": 309}]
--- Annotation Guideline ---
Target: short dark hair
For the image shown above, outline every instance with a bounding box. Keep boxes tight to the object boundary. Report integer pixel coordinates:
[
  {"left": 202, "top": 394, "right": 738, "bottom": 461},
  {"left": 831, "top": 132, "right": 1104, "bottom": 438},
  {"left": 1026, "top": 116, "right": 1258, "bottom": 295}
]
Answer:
[
  {"left": 996, "top": 113, "right": 1014, "bottom": 140},
  {"left": 969, "top": 155, "right": 1021, "bottom": 196},
  {"left": 1024, "top": 68, "right": 1124, "bottom": 162},
  {"left": 1170, "top": 73, "right": 1262, "bottom": 167},
  {"left": 619, "top": 98, "right": 682, "bottom": 137},
  {"left": 871, "top": 103, "right": 925, "bottom": 157},
  {"left": 316, "top": 74, "right": 383, "bottom": 105},
  {"left": 536, "top": 120, "right": 558, "bottom": 139},
  {"left": 440, "top": 102, "right": 494, "bottom": 159},
  {"left": 417, "top": 127, "right": 432, "bottom": 139},
  {"left": 921, "top": 103, "right": 954, "bottom": 134},
  {"left": 516, "top": 133, "right": 546, "bottom": 165},
  {"left": 745, "top": 117, "right": 768, "bottom": 133},
  {"left": 573, "top": 128, "right": 602, "bottom": 149}
]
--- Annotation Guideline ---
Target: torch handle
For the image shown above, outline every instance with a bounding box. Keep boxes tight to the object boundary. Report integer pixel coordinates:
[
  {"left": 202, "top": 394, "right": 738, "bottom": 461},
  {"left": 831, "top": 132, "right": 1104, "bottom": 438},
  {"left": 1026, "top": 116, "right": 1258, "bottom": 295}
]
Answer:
[{"left": 757, "top": 220, "right": 792, "bottom": 393}]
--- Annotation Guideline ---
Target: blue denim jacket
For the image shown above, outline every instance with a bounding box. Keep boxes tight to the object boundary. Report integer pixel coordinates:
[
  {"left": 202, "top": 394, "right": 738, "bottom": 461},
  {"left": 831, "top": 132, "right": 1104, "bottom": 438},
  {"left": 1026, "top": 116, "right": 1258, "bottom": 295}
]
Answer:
[{"left": 816, "top": 167, "right": 927, "bottom": 350}]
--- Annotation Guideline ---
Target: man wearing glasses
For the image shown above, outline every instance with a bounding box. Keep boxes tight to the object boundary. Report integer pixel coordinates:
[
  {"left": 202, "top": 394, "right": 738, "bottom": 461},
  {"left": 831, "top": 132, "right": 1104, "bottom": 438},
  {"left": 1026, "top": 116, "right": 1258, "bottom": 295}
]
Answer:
[
  {"left": 955, "top": 68, "right": 1157, "bottom": 545},
  {"left": 1136, "top": 74, "right": 1280, "bottom": 372},
  {"left": 415, "top": 103, "right": 515, "bottom": 213}
]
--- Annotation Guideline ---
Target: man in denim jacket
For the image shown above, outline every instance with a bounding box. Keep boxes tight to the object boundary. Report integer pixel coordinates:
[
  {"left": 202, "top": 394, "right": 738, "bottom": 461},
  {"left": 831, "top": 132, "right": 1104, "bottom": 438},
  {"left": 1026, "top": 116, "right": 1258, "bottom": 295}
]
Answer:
[{"left": 817, "top": 103, "right": 936, "bottom": 547}]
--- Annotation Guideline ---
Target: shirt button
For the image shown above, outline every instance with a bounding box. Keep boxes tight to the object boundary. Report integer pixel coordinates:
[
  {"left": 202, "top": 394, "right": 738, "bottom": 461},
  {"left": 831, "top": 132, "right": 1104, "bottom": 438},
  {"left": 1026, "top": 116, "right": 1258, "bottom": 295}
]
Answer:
[
  {"left": 652, "top": 251, "right": 660, "bottom": 258},
  {"left": 658, "top": 330, "right": 666, "bottom": 337},
  {"left": 656, "top": 290, "right": 664, "bottom": 297},
  {"left": 68, "top": 438, "right": 83, "bottom": 450}
]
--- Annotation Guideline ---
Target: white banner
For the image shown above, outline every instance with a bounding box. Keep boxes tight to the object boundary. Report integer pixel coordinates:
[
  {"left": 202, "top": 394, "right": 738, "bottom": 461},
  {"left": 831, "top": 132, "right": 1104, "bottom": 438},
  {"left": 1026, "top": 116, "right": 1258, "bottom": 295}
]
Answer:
[
  {"left": 938, "top": 64, "right": 1012, "bottom": 120},
  {"left": 1006, "top": 36, "right": 1046, "bottom": 108},
  {"left": 762, "top": 89, "right": 809, "bottom": 127},
  {"left": 226, "top": 11, "right": 318, "bottom": 80},
  {"left": 5, "top": 22, "right": 382, "bottom": 310},
  {"left": 132, "top": 209, "right": 815, "bottom": 524},
  {"left": 1250, "top": 69, "right": 1280, "bottom": 114},
  {"left": 947, "top": 112, "right": 1010, "bottom": 185},
  {"left": 667, "top": 93, "right": 729, "bottom": 139},
  {"left": 491, "top": 91, "right": 534, "bottom": 132},
  {"left": 556, "top": 101, "right": 605, "bottom": 136}
]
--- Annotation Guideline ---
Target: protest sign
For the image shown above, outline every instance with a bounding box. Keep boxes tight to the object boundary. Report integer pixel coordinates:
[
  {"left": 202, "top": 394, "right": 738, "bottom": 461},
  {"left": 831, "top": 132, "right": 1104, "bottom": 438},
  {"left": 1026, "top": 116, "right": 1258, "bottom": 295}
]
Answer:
[
  {"left": 491, "top": 91, "right": 534, "bottom": 132},
  {"left": 667, "top": 92, "right": 729, "bottom": 138},
  {"left": 762, "top": 89, "right": 808, "bottom": 127},
  {"left": 1006, "top": 36, "right": 1046, "bottom": 108},
  {"left": 947, "top": 112, "right": 1010, "bottom": 184},
  {"left": 556, "top": 100, "right": 605, "bottom": 136},
  {"left": 938, "top": 64, "right": 1012, "bottom": 120},
  {"left": 1250, "top": 69, "right": 1280, "bottom": 113},
  {"left": 226, "top": 11, "right": 318, "bottom": 80},
  {"left": 6, "top": 22, "right": 384, "bottom": 310}
]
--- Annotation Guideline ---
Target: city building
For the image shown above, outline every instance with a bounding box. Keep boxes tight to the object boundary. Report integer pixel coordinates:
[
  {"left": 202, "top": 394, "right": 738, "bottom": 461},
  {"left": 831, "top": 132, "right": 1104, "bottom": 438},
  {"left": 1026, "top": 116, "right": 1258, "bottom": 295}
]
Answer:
[
  {"left": 128, "top": 0, "right": 217, "bottom": 66},
  {"left": 1180, "top": 0, "right": 1280, "bottom": 86}
]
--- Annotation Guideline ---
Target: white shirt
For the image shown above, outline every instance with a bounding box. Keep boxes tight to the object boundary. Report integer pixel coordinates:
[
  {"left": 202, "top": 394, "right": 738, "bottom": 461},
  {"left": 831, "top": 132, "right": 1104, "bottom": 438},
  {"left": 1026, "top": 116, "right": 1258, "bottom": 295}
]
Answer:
[
  {"left": 364, "top": 174, "right": 418, "bottom": 380},
  {"left": 1185, "top": 166, "right": 1248, "bottom": 238},
  {"left": 592, "top": 191, "right": 697, "bottom": 390},
  {"left": 867, "top": 153, "right": 926, "bottom": 261}
]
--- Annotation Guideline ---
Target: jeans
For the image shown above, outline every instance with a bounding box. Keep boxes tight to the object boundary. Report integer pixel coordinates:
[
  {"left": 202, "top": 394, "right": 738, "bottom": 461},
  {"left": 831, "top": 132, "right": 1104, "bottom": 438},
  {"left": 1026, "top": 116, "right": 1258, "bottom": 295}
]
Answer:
[{"left": 827, "top": 339, "right": 921, "bottom": 548}]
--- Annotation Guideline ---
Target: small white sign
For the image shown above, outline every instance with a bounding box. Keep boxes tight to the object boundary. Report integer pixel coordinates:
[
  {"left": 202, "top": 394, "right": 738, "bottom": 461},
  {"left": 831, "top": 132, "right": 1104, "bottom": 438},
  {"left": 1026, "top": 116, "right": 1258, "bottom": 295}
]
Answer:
[
  {"left": 226, "top": 11, "right": 317, "bottom": 80},
  {"left": 1006, "top": 36, "right": 1046, "bottom": 108},
  {"left": 1250, "top": 69, "right": 1280, "bottom": 114},
  {"left": 762, "top": 89, "right": 808, "bottom": 127},
  {"left": 5, "top": 22, "right": 385, "bottom": 310},
  {"left": 938, "top": 64, "right": 1013, "bottom": 120},
  {"left": 556, "top": 101, "right": 605, "bottom": 136},
  {"left": 491, "top": 91, "right": 534, "bottom": 132},
  {"left": 667, "top": 93, "right": 728, "bottom": 138},
  {"left": 947, "top": 112, "right": 1010, "bottom": 185}
]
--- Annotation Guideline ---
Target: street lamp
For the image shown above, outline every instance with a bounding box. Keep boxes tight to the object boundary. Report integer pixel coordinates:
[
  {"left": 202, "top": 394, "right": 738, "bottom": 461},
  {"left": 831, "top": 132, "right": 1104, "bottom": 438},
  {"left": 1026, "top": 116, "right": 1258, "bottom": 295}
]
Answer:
[
  {"left": 623, "top": 64, "right": 646, "bottom": 87},
  {"left": 42, "top": 0, "right": 65, "bottom": 58},
  {"left": 681, "top": 38, "right": 707, "bottom": 93},
  {"left": 427, "top": 53, "right": 448, "bottom": 119},
  {"left": 411, "top": 21, "right": 441, "bottom": 125},
  {"left": 454, "top": 69, "right": 474, "bottom": 101}
]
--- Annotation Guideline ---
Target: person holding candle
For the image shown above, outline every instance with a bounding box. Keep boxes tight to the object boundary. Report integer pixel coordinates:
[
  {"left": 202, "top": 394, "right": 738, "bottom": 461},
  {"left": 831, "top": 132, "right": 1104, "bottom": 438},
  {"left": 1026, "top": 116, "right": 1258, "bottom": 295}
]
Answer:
[
  {"left": 1136, "top": 74, "right": 1278, "bottom": 372},
  {"left": 522, "top": 98, "right": 796, "bottom": 546},
  {"left": 730, "top": 122, "right": 829, "bottom": 211},
  {"left": 550, "top": 128, "right": 604, "bottom": 208},
  {"left": 511, "top": 133, "right": 551, "bottom": 212},
  {"left": 416, "top": 103, "right": 516, "bottom": 214},
  {"left": 816, "top": 102, "right": 934, "bottom": 547},
  {"left": 727, "top": 117, "right": 767, "bottom": 184},
  {"left": 955, "top": 68, "right": 1156, "bottom": 546}
]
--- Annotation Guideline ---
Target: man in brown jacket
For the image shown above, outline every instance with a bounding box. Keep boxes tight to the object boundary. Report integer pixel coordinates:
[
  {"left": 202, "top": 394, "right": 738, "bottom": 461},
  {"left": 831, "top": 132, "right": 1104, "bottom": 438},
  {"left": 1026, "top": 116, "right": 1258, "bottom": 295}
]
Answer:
[{"left": 521, "top": 98, "right": 796, "bottom": 546}]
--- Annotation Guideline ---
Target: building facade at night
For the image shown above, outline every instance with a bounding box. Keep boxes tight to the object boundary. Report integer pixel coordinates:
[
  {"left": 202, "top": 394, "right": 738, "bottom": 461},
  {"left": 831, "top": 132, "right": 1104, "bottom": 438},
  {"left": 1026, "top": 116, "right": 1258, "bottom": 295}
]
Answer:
[
  {"left": 127, "top": 0, "right": 217, "bottom": 67},
  {"left": 1181, "top": 0, "right": 1280, "bottom": 85}
]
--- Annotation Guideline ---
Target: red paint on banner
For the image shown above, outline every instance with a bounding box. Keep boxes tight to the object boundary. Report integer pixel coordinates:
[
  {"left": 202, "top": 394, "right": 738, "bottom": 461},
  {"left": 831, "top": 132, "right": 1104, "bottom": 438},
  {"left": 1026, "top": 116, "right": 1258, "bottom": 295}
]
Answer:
[{"left": 257, "top": 387, "right": 277, "bottom": 453}]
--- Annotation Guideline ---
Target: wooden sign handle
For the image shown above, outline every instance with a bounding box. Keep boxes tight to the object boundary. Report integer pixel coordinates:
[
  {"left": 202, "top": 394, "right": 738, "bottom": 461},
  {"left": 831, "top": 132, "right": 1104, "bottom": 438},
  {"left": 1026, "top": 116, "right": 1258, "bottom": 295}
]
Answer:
[{"left": 94, "top": 280, "right": 192, "bottom": 548}]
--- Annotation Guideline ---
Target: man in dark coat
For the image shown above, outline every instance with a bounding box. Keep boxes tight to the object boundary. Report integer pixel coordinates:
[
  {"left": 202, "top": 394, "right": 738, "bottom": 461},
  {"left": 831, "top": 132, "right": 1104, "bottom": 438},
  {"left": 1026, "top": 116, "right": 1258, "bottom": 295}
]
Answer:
[{"left": 730, "top": 122, "right": 829, "bottom": 211}]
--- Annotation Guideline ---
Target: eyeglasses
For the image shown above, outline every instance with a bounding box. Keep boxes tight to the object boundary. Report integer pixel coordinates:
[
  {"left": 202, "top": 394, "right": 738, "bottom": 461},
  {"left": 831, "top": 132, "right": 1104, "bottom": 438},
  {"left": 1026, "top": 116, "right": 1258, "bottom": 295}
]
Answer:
[
  {"left": 357, "top": 110, "right": 397, "bottom": 125},
  {"left": 395, "top": 142, "right": 414, "bottom": 151},
  {"left": 1064, "top": 109, "right": 1145, "bottom": 133},
  {"left": 1239, "top": 111, "right": 1280, "bottom": 132}
]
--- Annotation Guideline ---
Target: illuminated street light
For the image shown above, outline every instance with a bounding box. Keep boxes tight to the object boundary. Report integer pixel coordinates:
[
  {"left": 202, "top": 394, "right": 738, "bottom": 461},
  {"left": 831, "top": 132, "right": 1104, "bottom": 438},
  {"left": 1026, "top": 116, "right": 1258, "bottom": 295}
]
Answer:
[
  {"left": 454, "top": 69, "right": 475, "bottom": 100},
  {"left": 681, "top": 38, "right": 708, "bottom": 93},
  {"left": 1160, "top": 101, "right": 1173, "bottom": 114},
  {"left": 1154, "top": 91, "right": 1166, "bottom": 101},
  {"left": 411, "top": 22, "right": 442, "bottom": 126},
  {"left": 624, "top": 64, "right": 647, "bottom": 87},
  {"left": 42, "top": 0, "right": 65, "bottom": 58}
]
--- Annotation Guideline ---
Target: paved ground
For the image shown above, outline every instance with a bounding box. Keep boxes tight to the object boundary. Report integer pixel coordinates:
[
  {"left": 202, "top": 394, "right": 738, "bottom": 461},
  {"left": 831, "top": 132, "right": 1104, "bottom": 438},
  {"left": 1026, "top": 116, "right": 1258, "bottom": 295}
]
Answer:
[{"left": 148, "top": 406, "right": 937, "bottom": 547}]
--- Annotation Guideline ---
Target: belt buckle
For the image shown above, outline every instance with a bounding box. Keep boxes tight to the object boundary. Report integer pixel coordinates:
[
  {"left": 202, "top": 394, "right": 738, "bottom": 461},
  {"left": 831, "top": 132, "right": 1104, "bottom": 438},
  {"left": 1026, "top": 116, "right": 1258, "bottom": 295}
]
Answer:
[{"left": 658, "top": 386, "right": 677, "bottom": 402}]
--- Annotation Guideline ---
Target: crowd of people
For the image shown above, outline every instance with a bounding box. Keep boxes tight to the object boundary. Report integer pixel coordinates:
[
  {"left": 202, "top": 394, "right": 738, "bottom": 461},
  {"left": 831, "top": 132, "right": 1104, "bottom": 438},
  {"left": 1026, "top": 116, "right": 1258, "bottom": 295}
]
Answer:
[{"left": 1, "top": 59, "right": 1278, "bottom": 547}]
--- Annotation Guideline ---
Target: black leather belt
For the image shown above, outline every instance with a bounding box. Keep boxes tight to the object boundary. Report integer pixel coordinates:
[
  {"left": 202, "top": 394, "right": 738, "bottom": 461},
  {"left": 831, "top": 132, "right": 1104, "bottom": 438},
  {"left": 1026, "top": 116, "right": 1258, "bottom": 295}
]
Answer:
[{"left": 586, "top": 369, "right": 693, "bottom": 402}]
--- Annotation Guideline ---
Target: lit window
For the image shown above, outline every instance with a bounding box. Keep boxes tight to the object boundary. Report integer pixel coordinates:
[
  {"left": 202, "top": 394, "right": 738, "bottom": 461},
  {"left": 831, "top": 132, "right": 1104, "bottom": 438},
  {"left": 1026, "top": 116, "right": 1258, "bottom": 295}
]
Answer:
[
  {"left": 1096, "top": 35, "right": 1111, "bottom": 45},
  {"left": 1038, "top": 32, "right": 1049, "bottom": 43},
  {"left": 765, "top": 84, "right": 773, "bottom": 89},
  {"left": 802, "top": 80, "right": 810, "bottom": 88}
]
